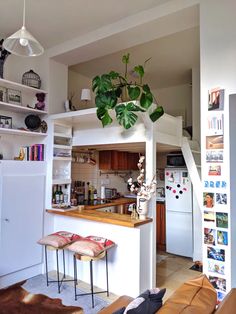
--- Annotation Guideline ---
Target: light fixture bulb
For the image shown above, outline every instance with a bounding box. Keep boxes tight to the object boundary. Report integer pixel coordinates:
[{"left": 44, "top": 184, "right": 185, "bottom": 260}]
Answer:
[{"left": 19, "top": 38, "right": 29, "bottom": 47}]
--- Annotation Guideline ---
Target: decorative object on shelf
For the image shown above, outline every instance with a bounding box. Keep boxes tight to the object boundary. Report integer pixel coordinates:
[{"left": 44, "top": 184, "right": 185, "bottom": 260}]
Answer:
[
  {"left": 130, "top": 203, "right": 139, "bottom": 220},
  {"left": 40, "top": 120, "right": 48, "bottom": 133},
  {"left": 92, "top": 53, "right": 164, "bottom": 130},
  {"left": 64, "top": 99, "right": 70, "bottom": 112},
  {"left": 0, "top": 153, "right": 3, "bottom": 160},
  {"left": 25, "top": 114, "right": 41, "bottom": 131},
  {"left": 35, "top": 92, "right": 45, "bottom": 110},
  {"left": 0, "top": 115, "right": 12, "bottom": 129},
  {"left": 7, "top": 88, "right": 22, "bottom": 105},
  {"left": 14, "top": 147, "right": 25, "bottom": 161},
  {"left": 0, "top": 86, "right": 7, "bottom": 102},
  {"left": 128, "top": 155, "right": 156, "bottom": 220},
  {"left": 3, "top": 0, "right": 44, "bottom": 57},
  {"left": 81, "top": 88, "right": 91, "bottom": 105},
  {"left": 22, "top": 69, "right": 41, "bottom": 89},
  {"left": 0, "top": 39, "right": 11, "bottom": 79}
]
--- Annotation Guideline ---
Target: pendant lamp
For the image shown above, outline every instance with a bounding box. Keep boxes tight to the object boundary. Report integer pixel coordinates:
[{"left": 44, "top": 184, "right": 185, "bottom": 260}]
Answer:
[{"left": 3, "top": 0, "right": 44, "bottom": 57}]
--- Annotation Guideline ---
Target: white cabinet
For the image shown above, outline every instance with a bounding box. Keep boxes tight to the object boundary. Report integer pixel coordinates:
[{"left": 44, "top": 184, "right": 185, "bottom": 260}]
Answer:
[{"left": 0, "top": 161, "right": 46, "bottom": 276}]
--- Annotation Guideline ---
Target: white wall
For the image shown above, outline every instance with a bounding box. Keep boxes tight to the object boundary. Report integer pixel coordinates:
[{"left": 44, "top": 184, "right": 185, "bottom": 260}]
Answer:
[{"left": 153, "top": 83, "right": 192, "bottom": 127}]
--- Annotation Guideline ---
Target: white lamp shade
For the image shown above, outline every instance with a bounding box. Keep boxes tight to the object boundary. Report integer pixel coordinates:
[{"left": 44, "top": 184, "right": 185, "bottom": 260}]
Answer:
[
  {"left": 3, "top": 26, "right": 44, "bottom": 57},
  {"left": 81, "top": 89, "right": 91, "bottom": 101}
]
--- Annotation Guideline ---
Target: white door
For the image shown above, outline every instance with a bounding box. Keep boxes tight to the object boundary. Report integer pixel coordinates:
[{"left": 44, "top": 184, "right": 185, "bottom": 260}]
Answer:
[{"left": 0, "top": 173, "right": 45, "bottom": 276}]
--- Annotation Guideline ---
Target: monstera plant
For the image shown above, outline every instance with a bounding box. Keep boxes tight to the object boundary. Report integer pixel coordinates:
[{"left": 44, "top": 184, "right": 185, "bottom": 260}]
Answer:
[{"left": 92, "top": 53, "right": 164, "bottom": 130}]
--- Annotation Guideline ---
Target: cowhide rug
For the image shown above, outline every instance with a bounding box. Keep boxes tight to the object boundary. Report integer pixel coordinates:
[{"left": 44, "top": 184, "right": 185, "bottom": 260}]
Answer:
[{"left": 0, "top": 281, "right": 83, "bottom": 314}]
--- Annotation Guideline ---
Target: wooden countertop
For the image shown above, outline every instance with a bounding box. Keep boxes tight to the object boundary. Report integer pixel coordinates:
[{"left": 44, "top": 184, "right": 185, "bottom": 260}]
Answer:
[
  {"left": 46, "top": 208, "right": 152, "bottom": 228},
  {"left": 83, "top": 197, "right": 136, "bottom": 210}
]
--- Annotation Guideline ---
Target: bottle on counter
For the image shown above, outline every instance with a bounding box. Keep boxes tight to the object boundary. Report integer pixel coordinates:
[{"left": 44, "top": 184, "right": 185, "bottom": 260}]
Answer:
[
  {"left": 85, "top": 182, "right": 89, "bottom": 201},
  {"left": 55, "top": 185, "right": 60, "bottom": 204},
  {"left": 59, "top": 185, "right": 64, "bottom": 203},
  {"left": 101, "top": 185, "right": 105, "bottom": 203},
  {"left": 63, "top": 184, "right": 69, "bottom": 204}
]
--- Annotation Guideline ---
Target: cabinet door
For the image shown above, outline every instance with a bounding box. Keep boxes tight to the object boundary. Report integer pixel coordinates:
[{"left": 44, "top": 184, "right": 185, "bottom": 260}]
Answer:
[
  {"left": 0, "top": 174, "right": 45, "bottom": 276},
  {"left": 112, "top": 151, "right": 127, "bottom": 170},
  {"left": 156, "top": 203, "right": 166, "bottom": 251},
  {"left": 99, "top": 151, "right": 112, "bottom": 170},
  {"left": 127, "top": 153, "right": 139, "bottom": 170}
]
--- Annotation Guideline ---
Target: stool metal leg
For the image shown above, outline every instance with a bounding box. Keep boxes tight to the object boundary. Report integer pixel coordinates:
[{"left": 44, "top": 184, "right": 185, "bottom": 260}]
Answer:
[
  {"left": 45, "top": 245, "right": 49, "bottom": 286},
  {"left": 74, "top": 255, "right": 78, "bottom": 301},
  {"left": 105, "top": 251, "right": 109, "bottom": 296},
  {"left": 63, "top": 249, "right": 66, "bottom": 279},
  {"left": 90, "top": 260, "right": 94, "bottom": 308},
  {"left": 56, "top": 249, "right": 60, "bottom": 293}
]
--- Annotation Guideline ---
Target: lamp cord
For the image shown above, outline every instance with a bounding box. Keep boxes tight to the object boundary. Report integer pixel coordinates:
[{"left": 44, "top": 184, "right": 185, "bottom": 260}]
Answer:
[{"left": 23, "top": 0, "right": 26, "bottom": 27}]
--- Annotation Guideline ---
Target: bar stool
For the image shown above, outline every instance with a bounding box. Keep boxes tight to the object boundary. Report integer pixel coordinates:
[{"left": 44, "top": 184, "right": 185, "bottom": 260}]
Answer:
[
  {"left": 67, "top": 236, "right": 115, "bottom": 308},
  {"left": 37, "top": 231, "right": 81, "bottom": 293}
]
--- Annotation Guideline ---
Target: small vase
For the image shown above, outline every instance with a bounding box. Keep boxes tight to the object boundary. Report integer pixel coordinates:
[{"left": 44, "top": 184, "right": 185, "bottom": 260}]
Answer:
[{"left": 137, "top": 196, "right": 149, "bottom": 220}]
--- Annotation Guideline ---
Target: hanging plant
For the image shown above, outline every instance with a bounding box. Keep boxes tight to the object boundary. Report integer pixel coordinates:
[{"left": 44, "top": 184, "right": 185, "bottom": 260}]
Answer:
[{"left": 92, "top": 53, "right": 164, "bottom": 130}]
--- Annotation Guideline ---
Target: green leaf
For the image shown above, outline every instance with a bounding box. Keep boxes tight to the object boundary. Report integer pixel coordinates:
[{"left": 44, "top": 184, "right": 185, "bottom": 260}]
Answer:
[
  {"left": 115, "top": 103, "right": 139, "bottom": 129},
  {"left": 134, "top": 65, "right": 144, "bottom": 78},
  {"left": 140, "top": 92, "right": 153, "bottom": 109},
  {"left": 127, "top": 86, "right": 141, "bottom": 100},
  {"left": 142, "top": 84, "right": 151, "bottom": 93},
  {"left": 126, "top": 102, "right": 145, "bottom": 112},
  {"left": 96, "top": 107, "right": 113, "bottom": 127},
  {"left": 95, "top": 92, "right": 117, "bottom": 109},
  {"left": 149, "top": 106, "right": 164, "bottom": 122},
  {"left": 109, "top": 71, "right": 119, "bottom": 79},
  {"left": 122, "top": 53, "right": 130, "bottom": 64},
  {"left": 92, "top": 76, "right": 100, "bottom": 92}
]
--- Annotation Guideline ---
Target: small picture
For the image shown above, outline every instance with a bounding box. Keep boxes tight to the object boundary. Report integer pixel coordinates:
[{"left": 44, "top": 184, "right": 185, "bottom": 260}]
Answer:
[
  {"left": 204, "top": 228, "right": 216, "bottom": 245},
  {"left": 0, "top": 86, "right": 7, "bottom": 102},
  {"left": 216, "top": 212, "right": 228, "bottom": 229},
  {"left": 203, "top": 192, "right": 214, "bottom": 208},
  {"left": 216, "top": 193, "right": 227, "bottom": 205},
  {"left": 206, "top": 135, "right": 224, "bottom": 150},
  {"left": 206, "top": 113, "right": 224, "bottom": 136},
  {"left": 217, "top": 291, "right": 226, "bottom": 302},
  {"left": 208, "top": 260, "right": 225, "bottom": 275},
  {"left": 207, "top": 247, "right": 225, "bottom": 262},
  {"left": 208, "top": 165, "right": 221, "bottom": 176},
  {"left": 7, "top": 88, "right": 22, "bottom": 105},
  {"left": 217, "top": 230, "right": 228, "bottom": 246},
  {"left": 204, "top": 210, "right": 215, "bottom": 223},
  {"left": 206, "top": 150, "right": 223, "bottom": 163},
  {"left": 209, "top": 276, "right": 226, "bottom": 292},
  {"left": 208, "top": 88, "right": 224, "bottom": 111}
]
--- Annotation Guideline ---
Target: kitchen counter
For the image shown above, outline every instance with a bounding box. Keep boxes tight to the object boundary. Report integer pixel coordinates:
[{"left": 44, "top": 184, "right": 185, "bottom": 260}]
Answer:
[
  {"left": 46, "top": 208, "right": 152, "bottom": 227},
  {"left": 82, "top": 197, "right": 136, "bottom": 210}
]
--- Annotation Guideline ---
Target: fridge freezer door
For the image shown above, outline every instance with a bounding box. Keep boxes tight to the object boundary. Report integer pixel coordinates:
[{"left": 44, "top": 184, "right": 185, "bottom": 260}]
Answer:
[{"left": 166, "top": 210, "right": 193, "bottom": 258}]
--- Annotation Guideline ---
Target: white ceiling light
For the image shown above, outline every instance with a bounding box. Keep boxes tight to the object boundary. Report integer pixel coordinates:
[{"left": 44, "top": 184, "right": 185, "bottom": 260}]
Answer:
[{"left": 3, "top": 0, "right": 44, "bottom": 57}]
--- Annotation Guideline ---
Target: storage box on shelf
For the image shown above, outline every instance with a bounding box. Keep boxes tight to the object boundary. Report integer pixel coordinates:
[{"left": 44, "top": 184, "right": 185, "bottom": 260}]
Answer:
[{"left": 52, "top": 123, "right": 73, "bottom": 206}]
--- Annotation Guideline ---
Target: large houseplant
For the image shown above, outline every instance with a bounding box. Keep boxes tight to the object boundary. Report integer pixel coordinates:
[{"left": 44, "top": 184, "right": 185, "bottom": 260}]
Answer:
[{"left": 92, "top": 53, "right": 164, "bottom": 130}]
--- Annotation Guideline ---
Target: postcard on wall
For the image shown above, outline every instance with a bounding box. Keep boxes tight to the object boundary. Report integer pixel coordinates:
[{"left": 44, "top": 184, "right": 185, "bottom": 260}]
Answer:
[
  {"left": 217, "top": 291, "right": 226, "bottom": 302},
  {"left": 206, "top": 150, "right": 223, "bottom": 163},
  {"left": 206, "top": 135, "right": 224, "bottom": 150},
  {"left": 204, "top": 228, "right": 216, "bottom": 245},
  {"left": 206, "top": 113, "right": 224, "bottom": 136},
  {"left": 207, "top": 247, "right": 225, "bottom": 262},
  {"left": 216, "top": 212, "right": 228, "bottom": 229},
  {"left": 204, "top": 210, "right": 215, "bottom": 223},
  {"left": 207, "top": 260, "right": 225, "bottom": 275},
  {"left": 203, "top": 192, "right": 215, "bottom": 208},
  {"left": 208, "top": 88, "right": 225, "bottom": 111},
  {"left": 203, "top": 180, "right": 227, "bottom": 189},
  {"left": 217, "top": 230, "right": 228, "bottom": 246},
  {"left": 216, "top": 193, "right": 227, "bottom": 205},
  {"left": 208, "top": 165, "right": 221, "bottom": 176},
  {"left": 209, "top": 276, "right": 226, "bottom": 292}
]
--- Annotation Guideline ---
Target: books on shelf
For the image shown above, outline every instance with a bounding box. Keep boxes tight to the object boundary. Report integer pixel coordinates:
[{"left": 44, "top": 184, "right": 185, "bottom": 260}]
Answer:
[{"left": 21, "top": 144, "right": 45, "bottom": 161}]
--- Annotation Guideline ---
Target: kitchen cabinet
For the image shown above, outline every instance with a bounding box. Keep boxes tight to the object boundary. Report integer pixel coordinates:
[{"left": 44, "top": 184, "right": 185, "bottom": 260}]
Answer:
[
  {"left": 99, "top": 151, "right": 139, "bottom": 170},
  {"left": 156, "top": 202, "right": 166, "bottom": 251}
]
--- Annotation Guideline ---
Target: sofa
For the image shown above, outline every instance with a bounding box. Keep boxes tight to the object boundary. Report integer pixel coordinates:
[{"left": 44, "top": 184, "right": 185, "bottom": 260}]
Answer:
[{"left": 99, "top": 275, "right": 236, "bottom": 314}]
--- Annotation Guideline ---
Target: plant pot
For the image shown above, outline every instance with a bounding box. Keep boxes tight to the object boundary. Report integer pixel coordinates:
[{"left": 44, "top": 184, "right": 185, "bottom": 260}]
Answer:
[{"left": 137, "top": 196, "right": 149, "bottom": 220}]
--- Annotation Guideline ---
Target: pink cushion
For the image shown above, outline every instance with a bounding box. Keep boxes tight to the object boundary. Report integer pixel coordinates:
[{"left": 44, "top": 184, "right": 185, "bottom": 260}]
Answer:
[
  {"left": 68, "top": 236, "right": 115, "bottom": 257},
  {"left": 37, "top": 231, "right": 81, "bottom": 248}
]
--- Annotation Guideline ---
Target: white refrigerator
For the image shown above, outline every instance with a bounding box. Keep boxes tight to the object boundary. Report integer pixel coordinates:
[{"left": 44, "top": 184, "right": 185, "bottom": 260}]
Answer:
[{"left": 165, "top": 168, "right": 193, "bottom": 258}]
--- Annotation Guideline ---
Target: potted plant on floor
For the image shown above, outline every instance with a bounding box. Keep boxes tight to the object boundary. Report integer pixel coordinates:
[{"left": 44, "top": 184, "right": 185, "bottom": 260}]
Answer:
[{"left": 92, "top": 53, "right": 164, "bottom": 130}]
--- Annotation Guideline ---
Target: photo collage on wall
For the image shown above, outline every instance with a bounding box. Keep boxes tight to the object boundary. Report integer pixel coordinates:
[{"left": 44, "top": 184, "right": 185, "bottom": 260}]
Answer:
[{"left": 203, "top": 87, "right": 228, "bottom": 301}]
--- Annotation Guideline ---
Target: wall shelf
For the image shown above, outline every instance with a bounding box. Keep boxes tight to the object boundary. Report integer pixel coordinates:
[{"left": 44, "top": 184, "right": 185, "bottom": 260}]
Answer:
[
  {"left": 53, "top": 144, "right": 72, "bottom": 150},
  {"left": 0, "top": 78, "right": 48, "bottom": 94},
  {"left": 53, "top": 179, "right": 71, "bottom": 185},
  {"left": 0, "top": 101, "right": 47, "bottom": 115},
  {"left": 53, "top": 157, "right": 72, "bottom": 161},
  {"left": 0, "top": 128, "right": 47, "bottom": 137},
  {"left": 54, "top": 132, "right": 72, "bottom": 139}
]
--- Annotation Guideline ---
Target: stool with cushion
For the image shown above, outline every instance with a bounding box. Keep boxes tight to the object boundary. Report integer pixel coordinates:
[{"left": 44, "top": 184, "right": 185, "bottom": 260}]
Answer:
[
  {"left": 37, "top": 231, "right": 81, "bottom": 293},
  {"left": 67, "top": 235, "right": 115, "bottom": 308}
]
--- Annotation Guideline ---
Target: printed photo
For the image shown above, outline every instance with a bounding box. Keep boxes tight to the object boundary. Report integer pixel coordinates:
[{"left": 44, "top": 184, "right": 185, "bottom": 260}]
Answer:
[
  {"left": 206, "top": 150, "right": 223, "bottom": 163},
  {"left": 7, "top": 88, "right": 22, "bottom": 105},
  {"left": 207, "top": 247, "right": 225, "bottom": 262},
  {"left": 203, "top": 192, "right": 214, "bottom": 208},
  {"left": 208, "top": 165, "right": 221, "bottom": 176},
  {"left": 206, "top": 135, "right": 224, "bottom": 150},
  {"left": 0, "top": 86, "right": 7, "bottom": 102},
  {"left": 204, "top": 210, "right": 215, "bottom": 223},
  {"left": 204, "top": 228, "right": 216, "bottom": 245},
  {"left": 216, "top": 212, "right": 228, "bottom": 229},
  {"left": 206, "top": 113, "right": 224, "bottom": 136},
  {"left": 208, "top": 88, "right": 224, "bottom": 111},
  {"left": 217, "top": 230, "right": 228, "bottom": 246},
  {"left": 216, "top": 193, "right": 227, "bottom": 205},
  {"left": 208, "top": 260, "right": 225, "bottom": 275},
  {"left": 209, "top": 276, "right": 226, "bottom": 292},
  {"left": 217, "top": 291, "right": 226, "bottom": 302}
]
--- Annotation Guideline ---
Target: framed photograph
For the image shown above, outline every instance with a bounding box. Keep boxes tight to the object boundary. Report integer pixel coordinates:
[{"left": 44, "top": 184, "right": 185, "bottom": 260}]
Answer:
[
  {"left": 207, "top": 247, "right": 225, "bottom": 262},
  {"left": 208, "top": 88, "right": 224, "bottom": 111},
  {"left": 7, "top": 88, "right": 22, "bottom": 105},
  {"left": 206, "top": 150, "right": 223, "bottom": 163},
  {"left": 208, "top": 260, "right": 225, "bottom": 275},
  {"left": 217, "top": 230, "right": 228, "bottom": 246},
  {"left": 206, "top": 113, "right": 224, "bottom": 136},
  {"left": 0, "top": 86, "right": 7, "bottom": 102},
  {"left": 206, "top": 135, "right": 224, "bottom": 150},
  {"left": 204, "top": 228, "right": 216, "bottom": 245},
  {"left": 216, "top": 212, "right": 228, "bottom": 229},
  {"left": 209, "top": 276, "right": 226, "bottom": 292}
]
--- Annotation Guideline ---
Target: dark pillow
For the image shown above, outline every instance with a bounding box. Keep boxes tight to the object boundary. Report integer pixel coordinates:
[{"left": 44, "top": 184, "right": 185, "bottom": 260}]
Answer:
[{"left": 113, "top": 288, "right": 166, "bottom": 314}]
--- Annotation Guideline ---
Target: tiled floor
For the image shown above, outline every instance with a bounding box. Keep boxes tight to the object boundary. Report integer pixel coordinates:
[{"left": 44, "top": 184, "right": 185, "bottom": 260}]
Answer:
[{"left": 156, "top": 252, "right": 201, "bottom": 301}]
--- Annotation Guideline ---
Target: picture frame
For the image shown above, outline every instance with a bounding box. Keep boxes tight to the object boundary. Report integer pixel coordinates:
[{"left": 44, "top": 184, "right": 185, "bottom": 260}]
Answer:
[
  {"left": 7, "top": 88, "right": 22, "bottom": 105},
  {"left": 0, "top": 86, "right": 7, "bottom": 102}
]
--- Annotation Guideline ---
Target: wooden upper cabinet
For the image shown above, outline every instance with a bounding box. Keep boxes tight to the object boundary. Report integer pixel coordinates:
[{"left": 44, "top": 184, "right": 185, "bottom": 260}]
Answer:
[{"left": 99, "top": 151, "right": 140, "bottom": 170}]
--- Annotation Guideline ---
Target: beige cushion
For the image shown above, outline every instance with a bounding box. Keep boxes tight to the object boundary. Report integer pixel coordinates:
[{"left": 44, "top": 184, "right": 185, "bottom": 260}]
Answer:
[
  {"left": 37, "top": 231, "right": 81, "bottom": 248},
  {"left": 158, "top": 274, "right": 217, "bottom": 314}
]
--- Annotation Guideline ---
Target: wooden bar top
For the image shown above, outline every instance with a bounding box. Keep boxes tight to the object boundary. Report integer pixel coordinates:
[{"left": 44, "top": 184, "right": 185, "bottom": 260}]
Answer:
[
  {"left": 82, "top": 197, "right": 136, "bottom": 210},
  {"left": 46, "top": 208, "right": 152, "bottom": 228}
]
